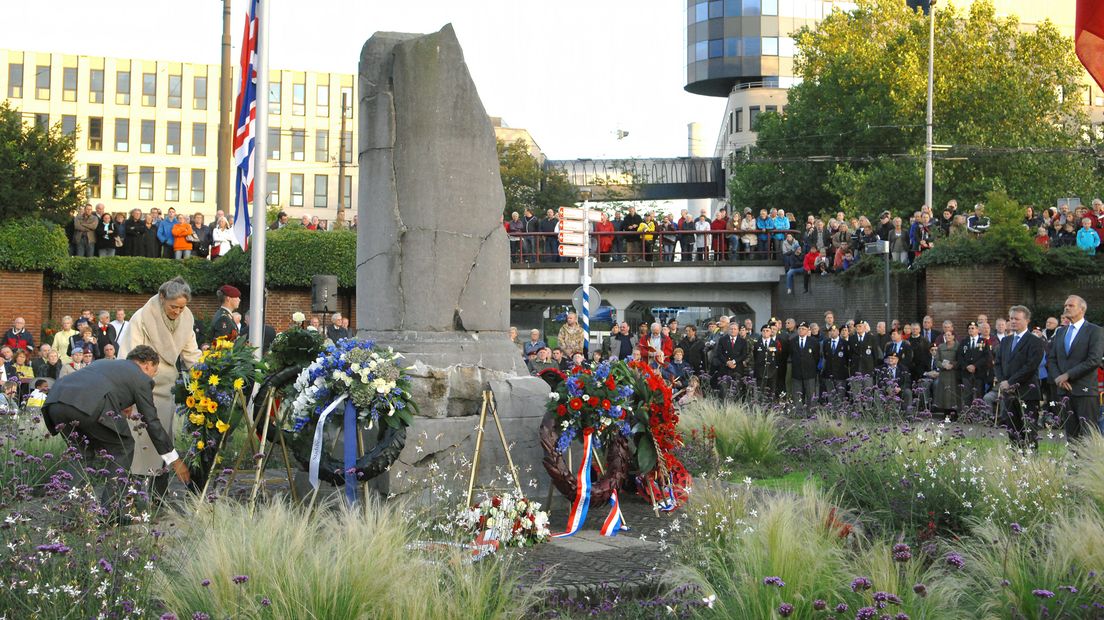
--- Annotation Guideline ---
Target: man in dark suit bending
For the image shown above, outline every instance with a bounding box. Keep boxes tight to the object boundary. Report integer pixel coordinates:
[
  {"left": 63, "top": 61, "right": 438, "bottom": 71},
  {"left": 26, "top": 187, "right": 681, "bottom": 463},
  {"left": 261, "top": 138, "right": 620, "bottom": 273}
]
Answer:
[
  {"left": 43, "top": 345, "right": 190, "bottom": 509},
  {"left": 993, "top": 305, "right": 1045, "bottom": 449},
  {"left": 1046, "top": 295, "right": 1104, "bottom": 441}
]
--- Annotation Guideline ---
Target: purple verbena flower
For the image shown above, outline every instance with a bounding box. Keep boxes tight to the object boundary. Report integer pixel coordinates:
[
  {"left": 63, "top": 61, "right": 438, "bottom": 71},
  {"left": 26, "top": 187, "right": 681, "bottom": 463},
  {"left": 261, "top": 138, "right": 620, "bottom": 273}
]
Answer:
[
  {"left": 851, "top": 576, "right": 873, "bottom": 592},
  {"left": 1059, "top": 585, "right": 1079, "bottom": 594},
  {"left": 1032, "top": 589, "right": 1056, "bottom": 599},
  {"left": 763, "top": 576, "right": 786, "bottom": 588},
  {"left": 835, "top": 602, "right": 850, "bottom": 613},
  {"left": 97, "top": 558, "right": 113, "bottom": 574},
  {"left": 892, "top": 543, "right": 912, "bottom": 562},
  {"left": 1010, "top": 522, "right": 1023, "bottom": 534},
  {"left": 945, "top": 552, "right": 965, "bottom": 570},
  {"left": 778, "top": 602, "right": 794, "bottom": 617},
  {"left": 192, "top": 613, "right": 210, "bottom": 620},
  {"left": 813, "top": 599, "right": 827, "bottom": 611},
  {"left": 200, "top": 579, "right": 211, "bottom": 587},
  {"left": 856, "top": 607, "right": 878, "bottom": 620},
  {"left": 913, "top": 583, "right": 927, "bottom": 597}
]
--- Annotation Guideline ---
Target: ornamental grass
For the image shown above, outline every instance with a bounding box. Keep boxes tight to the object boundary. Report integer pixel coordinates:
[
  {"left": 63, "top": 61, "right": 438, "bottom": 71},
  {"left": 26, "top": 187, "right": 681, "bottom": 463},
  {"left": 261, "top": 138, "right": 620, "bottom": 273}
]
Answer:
[
  {"left": 1071, "top": 431, "right": 1104, "bottom": 509},
  {"left": 154, "top": 497, "right": 541, "bottom": 619},
  {"left": 679, "top": 400, "right": 782, "bottom": 467}
]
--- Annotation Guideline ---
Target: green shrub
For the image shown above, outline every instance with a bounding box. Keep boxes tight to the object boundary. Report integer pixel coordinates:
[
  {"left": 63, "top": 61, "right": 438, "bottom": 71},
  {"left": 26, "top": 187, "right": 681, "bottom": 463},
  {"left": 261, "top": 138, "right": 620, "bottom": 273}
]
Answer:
[
  {"left": 0, "top": 217, "right": 69, "bottom": 272},
  {"left": 50, "top": 228, "right": 357, "bottom": 293},
  {"left": 680, "top": 400, "right": 782, "bottom": 467}
]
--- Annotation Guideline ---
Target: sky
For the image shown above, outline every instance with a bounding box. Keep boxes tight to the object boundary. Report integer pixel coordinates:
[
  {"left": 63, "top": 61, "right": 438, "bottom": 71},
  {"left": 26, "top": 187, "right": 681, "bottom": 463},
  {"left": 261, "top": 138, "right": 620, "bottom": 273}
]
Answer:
[{"left": 0, "top": 0, "right": 726, "bottom": 161}]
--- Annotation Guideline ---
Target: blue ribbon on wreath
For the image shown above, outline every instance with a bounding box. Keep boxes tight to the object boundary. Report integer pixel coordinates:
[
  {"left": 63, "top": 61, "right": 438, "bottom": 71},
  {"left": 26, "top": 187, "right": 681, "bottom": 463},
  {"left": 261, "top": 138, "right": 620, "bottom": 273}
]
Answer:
[{"left": 344, "top": 400, "right": 358, "bottom": 505}]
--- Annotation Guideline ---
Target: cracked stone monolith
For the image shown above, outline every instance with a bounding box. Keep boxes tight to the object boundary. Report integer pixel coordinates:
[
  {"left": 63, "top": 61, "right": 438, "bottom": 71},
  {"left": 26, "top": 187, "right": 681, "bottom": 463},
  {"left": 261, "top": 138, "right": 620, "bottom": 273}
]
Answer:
[{"left": 355, "top": 25, "right": 549, "bottom": 497}]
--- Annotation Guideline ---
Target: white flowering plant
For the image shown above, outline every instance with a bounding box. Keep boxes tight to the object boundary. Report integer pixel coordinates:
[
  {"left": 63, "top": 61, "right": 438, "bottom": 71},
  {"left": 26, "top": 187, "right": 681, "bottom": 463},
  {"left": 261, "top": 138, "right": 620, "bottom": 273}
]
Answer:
[
  {"left": 288, "top": 338, "right": 417, "bottom": 434},
  {"left": 455, "top": 492, "right": 551, "bottom": 548}
]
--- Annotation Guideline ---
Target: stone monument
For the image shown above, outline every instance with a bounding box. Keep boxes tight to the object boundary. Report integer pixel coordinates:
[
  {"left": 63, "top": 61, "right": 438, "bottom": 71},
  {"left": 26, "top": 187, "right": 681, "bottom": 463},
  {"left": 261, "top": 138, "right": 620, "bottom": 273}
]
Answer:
[{"left": 356, "top": 25, "right": 549, "bottom": 495}]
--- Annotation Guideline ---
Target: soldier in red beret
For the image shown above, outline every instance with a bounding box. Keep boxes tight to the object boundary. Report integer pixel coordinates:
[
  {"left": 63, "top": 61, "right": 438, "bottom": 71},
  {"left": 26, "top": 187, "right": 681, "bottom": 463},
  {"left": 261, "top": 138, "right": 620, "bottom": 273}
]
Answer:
[{"left": 209, "top": 285, "right": 242, "bottom": 344}]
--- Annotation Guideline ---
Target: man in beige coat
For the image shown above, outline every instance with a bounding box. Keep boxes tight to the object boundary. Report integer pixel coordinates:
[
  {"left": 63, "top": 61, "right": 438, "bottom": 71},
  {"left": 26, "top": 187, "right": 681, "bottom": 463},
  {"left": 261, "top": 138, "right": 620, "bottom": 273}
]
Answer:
[{"left": 117, "top": 276, "right": 201, "bottom": 493}]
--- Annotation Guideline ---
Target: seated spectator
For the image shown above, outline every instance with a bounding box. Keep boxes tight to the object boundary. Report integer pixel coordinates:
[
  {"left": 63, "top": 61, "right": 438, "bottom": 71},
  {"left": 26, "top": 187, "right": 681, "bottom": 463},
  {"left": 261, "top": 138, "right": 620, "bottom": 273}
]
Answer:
[
  {"left": 523, "top": 329, "right": 547, "bottom": 357},
  {"left": 38, "top": 349, "right": 63, "bottom": 380},
  {"left": 11, "top": 349, "right": 33, "bottom": 379},
  {"left": 101, "top": 343, "right": 117, "bottom": 360},
  {"left": 529, "top": 347, "right": 557, "bottom": 374},
  {"left": 678, "top": 375, "right": 704, "bottom": 405},
  {"left": 833, "top": 242, "right": 854, "bottom": 271},
  {"left": 1077, "top": 217, "right": 1101, "bottom": 256},
  {"left": 3, "top": 317, "right": 34, "bottom": 352},
  {"left": 70, "top": 323, "right": 98, "bottom": 358},
  {"left": 663, "top": 348, "right": 692, "bottom": 389},
  {"left": 0, "top": 381, "right": 18, "bottom": 414},
  {"left": 30, "top": 344, "right": 52, "bottom": 377},
  {"left": 1034, "top": 226, "right": 1050, "bottom": 249},
  {"left": 26, "top": 378, "right": 49, "bottom": 409},
  {"left": 52, "top": 315, "right": 78, "bottom": 363}
]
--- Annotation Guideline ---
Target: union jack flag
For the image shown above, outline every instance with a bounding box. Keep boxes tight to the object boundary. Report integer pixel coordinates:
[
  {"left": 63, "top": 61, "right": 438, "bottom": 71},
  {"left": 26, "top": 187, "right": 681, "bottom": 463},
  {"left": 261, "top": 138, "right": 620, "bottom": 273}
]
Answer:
[{"left": 231, "top": 0, "right": 259, "bottom": 249}]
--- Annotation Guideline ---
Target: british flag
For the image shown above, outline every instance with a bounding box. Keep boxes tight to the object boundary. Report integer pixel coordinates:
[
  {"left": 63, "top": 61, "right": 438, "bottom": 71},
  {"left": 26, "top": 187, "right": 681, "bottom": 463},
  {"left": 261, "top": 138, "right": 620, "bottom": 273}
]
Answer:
[{"left": 231, "top": 0, "right": 259, "bottom": 249}]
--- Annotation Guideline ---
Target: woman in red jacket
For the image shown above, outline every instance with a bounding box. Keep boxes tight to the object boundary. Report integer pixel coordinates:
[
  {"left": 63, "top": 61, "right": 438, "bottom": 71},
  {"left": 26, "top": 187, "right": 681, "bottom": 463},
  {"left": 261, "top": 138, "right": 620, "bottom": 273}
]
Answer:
[{"left": 594, "top": 212, "right": 615, "bottom": 261}]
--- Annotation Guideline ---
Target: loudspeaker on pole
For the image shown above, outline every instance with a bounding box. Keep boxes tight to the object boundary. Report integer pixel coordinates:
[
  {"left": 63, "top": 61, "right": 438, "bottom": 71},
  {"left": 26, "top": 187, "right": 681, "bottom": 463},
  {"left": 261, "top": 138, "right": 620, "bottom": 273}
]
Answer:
[{"left": 311, "top": 275, "right": 339, "bottom": 313}]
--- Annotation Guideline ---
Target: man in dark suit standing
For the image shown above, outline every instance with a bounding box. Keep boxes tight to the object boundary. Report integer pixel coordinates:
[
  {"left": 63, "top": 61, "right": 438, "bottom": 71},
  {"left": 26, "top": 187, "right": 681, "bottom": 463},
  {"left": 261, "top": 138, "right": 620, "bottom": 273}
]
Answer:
[
  {"left": 1046, "top": 295, "right": 1104, "bottom": 441},
  {"left": 920, "top": 315, "right": 941, "bottom": 347},
  {"left": 42, "top": 345, "right": 190, "bottom": 511},
  {"left": 821, "top": 324, "right": 850, "bottom": 398},
  {"left": 994, "top": 305, "right": 1045, "bottom": 449},
  {"left": 713, "top": 322, "right": 749, "bottom": 398},
  {"left": 790, "top": 322, "right": 821, "bottom": 413},
  {"left": 957, "top": 321, "right": 991, "bottom": 406},
  {"left": 752, "top": 324, "right": 782, "bottom": 396},
  {"left": 849, "top": 320, "right": 880, "bottom": 395}
]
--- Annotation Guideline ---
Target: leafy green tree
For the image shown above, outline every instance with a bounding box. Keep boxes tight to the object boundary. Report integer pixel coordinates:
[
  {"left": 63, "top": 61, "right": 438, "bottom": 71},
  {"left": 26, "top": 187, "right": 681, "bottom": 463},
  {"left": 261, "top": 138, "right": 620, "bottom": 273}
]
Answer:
[
  {"left": 0, "top": 101, "right": 85, "bottom": 223},
  {"left": 729, "top": 0, "right": 1102, "bottom": 219},
  {"left": 497, "top": 138, "right": 578, "bottom": 218}
]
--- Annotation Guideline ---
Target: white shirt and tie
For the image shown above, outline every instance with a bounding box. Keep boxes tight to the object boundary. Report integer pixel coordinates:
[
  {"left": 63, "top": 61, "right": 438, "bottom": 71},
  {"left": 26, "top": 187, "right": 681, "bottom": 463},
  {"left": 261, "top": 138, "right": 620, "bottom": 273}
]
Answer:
[{"left": 1065, "top": 318, "right": 1085, "bottom": 355}]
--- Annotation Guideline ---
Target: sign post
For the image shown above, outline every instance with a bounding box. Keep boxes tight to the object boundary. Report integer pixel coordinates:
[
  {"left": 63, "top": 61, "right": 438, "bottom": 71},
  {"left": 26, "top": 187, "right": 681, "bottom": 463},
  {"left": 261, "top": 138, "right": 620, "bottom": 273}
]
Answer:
[{"left": 559, "top": 196, "right": 601, "bottom": 354}]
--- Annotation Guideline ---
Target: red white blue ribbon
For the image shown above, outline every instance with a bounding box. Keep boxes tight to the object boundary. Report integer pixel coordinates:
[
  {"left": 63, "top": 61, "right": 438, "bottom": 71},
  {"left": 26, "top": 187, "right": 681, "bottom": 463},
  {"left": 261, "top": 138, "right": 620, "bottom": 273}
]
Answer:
[{"left": 553, "top": 429, "right": 627, "bottom": 537}]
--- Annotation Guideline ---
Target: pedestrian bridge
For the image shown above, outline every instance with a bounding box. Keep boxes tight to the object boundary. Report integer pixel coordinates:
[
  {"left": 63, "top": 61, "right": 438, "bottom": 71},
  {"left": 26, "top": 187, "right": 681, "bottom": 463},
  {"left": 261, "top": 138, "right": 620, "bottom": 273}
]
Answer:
[
  {"left": 510, "top": 261, "right": 784, "bottom": 329},
  {"left": 544, "top": 157, "right": 725, "bottom": 201}
]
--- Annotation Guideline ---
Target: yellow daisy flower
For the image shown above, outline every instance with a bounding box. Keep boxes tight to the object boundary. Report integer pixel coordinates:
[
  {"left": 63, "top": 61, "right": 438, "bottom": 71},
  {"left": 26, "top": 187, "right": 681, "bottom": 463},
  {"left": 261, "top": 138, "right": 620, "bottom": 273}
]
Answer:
[
  {"left": 208, "top": 375, "right": 220, "bottom": 386},
  {"left": 190, "top": 369, "right": 202, "bottom": 380},
  {"left": 206, "top": 400, "right": 218, "bottom": 413},
  {"left": 185, "top": 396, "right": 196, "bottom": 409},
  {"left": 196, "top": 440, "right": 205, "bottom": 450},
  {"left": 232, "top": 378, "right": 244, "bottom": 391},
  {"left": 188, "top": 381, "right": 200, "bottom": 394}
]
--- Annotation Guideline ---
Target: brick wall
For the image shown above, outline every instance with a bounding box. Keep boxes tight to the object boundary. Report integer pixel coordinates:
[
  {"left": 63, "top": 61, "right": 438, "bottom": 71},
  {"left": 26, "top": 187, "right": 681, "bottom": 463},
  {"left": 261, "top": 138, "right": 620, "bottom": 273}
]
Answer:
[
  {"left": 924, "top": 265, "right": 1033, "bottom": 330},
  {"left": 0, "top": 270, "right": 45, "bottom": 343},
  {"left": 772, "top": 270, "right": 921, "bottom": 327}
]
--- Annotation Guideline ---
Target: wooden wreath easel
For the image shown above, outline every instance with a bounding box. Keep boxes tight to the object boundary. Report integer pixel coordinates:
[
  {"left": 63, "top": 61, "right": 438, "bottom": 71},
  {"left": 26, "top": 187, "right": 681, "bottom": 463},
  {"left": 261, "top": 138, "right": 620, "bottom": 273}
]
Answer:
[{"left": 465, "top": 390, "right": 523, "bottom": 507}]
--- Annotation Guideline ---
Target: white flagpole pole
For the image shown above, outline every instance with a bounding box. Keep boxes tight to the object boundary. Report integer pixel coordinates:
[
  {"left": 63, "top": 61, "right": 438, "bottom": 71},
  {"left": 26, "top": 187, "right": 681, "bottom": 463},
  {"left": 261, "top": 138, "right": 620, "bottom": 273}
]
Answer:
[{"left": 249, "top": 0, "right": 269, "bottom": 356}]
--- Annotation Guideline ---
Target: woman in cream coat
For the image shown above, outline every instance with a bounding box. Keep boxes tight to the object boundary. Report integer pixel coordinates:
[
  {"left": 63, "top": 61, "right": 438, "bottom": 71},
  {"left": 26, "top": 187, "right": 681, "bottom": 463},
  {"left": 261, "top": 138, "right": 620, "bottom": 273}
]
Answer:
[{"left": 117, "top": 276, "right": 201, "bottom": 477}]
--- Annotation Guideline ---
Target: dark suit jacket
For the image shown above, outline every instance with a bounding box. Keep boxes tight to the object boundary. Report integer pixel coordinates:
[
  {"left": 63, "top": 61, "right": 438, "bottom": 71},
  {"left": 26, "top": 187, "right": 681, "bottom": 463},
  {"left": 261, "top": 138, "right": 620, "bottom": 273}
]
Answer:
[
  {"left": 876, "top": 364, "right": 912, "bottom": 391},
  {"left": 921, "top": 329, "right": 942, "bottom": 346},
  {"left": 92, "top": 323, "right": 118, "bottom": 358},
  {"left": 752, "top": 337, "right": 782, "bottom": 380},
  {"left": 885, "top": 339, "right": 913, "bottom": 370},
  {"left": 994, "top": 332, "right": 1044, "bottom": 402},
  {"left": 822, "top": 338, "right": 850, "bottom": 380},
  {"left": 1046, "top": 321, "right": 1104, "bottom": 398},
  {"left": 848, "top": 333, "right": 881, "bottom": 376},
  {"left": 714, "top": 335, "right": 749, "bottom": 375},
  {"left": 790, "top": 336, "right": 821, "bottom": 380},
  {"left": 908, "top": 336, "right": 932, "bottom": 378},
  {"left": 43, "top": 359, "right": 173, "bottom": 455}
]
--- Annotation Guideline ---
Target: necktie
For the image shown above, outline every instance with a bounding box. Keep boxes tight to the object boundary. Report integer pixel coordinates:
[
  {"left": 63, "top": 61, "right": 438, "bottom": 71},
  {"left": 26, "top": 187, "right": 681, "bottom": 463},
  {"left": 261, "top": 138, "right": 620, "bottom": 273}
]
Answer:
[
  {"left": 1011, "top": 334, "right": 1020, "bottom": 352},
  {"left": 832, "top": 340, "right": 837, "bottom": 352},
  {"left": 800, "top": 338, "right": 805, "bottom": 349},
  {"left": 895, "top": 342, "right": 901, "bottom": 354},
  {"left": 1066, "top": 325, "right": 1076, "bottom": 354}
]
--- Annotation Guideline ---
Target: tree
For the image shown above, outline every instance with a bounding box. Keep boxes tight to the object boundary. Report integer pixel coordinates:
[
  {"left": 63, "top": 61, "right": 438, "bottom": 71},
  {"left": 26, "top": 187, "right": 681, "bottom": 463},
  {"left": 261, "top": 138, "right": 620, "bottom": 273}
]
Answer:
[
  {"left": 497, "top": 138, "right": 578, "bottom": 218},
  {"left": 729, "top": 0, "right": 1102, "bottom": 219},
  {"left": 0, "top": 101, "right": 85, "bottom": 223}
]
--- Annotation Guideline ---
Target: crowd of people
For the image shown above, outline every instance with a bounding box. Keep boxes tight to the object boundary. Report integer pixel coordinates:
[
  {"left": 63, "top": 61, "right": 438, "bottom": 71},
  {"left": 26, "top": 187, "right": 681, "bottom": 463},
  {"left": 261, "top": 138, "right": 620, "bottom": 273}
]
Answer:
[
  {"left": 67, "top": 204, "right": 358, "bottom": 261},
  {"left": 512, "top": 296, "right": 1104, "bottom": 448},
  {"left": 504, "top": 199, "right": 1104, "bottom": 278}
]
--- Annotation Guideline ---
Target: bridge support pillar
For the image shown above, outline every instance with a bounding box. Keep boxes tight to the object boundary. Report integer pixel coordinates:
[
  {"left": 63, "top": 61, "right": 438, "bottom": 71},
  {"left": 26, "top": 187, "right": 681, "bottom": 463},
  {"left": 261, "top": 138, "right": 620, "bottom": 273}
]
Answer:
[{"left": 603, "top": 293, "right": 635, "bottom": 328}]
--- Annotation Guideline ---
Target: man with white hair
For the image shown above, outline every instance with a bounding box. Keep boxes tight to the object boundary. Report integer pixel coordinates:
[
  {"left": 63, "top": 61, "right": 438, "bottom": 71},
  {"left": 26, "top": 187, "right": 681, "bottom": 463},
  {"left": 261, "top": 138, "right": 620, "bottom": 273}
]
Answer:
[
  {"left": 3, "top": 317, "right": 33, "bottom": 352},
  {"left": 327, "top": 312, "right": 349, "bottom": 341}
]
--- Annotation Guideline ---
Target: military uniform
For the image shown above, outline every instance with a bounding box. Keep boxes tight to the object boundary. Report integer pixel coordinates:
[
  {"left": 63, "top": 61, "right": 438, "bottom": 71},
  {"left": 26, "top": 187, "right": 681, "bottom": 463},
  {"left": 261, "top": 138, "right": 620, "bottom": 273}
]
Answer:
[
  {"left": 957, "top": 334, "right": 991, "bottom": 405},
  {"left": 208, "top": 306, "right": 238, "bottom": 344},
  {"left": 848, "top": 332, "right": 881, "bottom": 395},
  {"left": 752, "top": 335, "right": 782, "bottom": 395},
  {"left": 821, "top": 337, "right": 851, "bottom": 396}
]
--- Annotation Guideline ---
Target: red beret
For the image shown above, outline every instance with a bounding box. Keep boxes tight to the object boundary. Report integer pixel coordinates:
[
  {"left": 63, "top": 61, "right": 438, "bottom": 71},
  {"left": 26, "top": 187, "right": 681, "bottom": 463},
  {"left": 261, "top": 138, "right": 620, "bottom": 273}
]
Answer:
[{"left": 219, "top": 285, "right": 241, "bottom": 298}]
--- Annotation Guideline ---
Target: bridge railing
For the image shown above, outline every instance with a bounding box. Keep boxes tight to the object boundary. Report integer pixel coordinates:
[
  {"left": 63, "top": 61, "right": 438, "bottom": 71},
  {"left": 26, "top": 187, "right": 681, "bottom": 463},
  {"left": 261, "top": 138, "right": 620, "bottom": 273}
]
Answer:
[{"left": 505, "top": 229, "right": 799, "bottom": 265}]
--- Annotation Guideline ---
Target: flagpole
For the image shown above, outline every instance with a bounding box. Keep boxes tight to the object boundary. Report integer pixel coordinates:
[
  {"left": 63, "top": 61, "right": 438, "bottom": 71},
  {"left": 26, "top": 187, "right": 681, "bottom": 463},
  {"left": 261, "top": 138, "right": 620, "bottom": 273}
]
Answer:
[{"left": 249, "top": 0, "right": 269, "bottom": 355}]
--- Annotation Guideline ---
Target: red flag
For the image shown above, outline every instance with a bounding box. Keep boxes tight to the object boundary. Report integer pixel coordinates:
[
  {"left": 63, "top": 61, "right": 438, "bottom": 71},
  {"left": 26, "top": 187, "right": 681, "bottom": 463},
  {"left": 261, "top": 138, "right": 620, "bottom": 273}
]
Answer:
[{"left": 1077, "top": 0, "right": 1104, "bottom": 91}]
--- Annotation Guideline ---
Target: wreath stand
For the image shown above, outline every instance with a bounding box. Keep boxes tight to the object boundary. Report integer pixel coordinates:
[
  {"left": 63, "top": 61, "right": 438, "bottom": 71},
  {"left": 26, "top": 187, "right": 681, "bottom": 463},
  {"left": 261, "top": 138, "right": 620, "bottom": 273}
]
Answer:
[
  {"left": 196, "top": 388, "right": 298, "bottom": 516},
  {"left": 464, "top": 390, "right": 523, "bottom": 507}
]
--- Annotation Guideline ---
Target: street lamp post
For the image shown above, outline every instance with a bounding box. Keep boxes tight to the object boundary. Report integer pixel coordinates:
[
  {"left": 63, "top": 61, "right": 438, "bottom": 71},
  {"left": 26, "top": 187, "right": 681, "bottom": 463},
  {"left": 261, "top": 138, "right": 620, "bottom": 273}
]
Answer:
[{"left": 924, "top": 0, "right": 937, "bottom": 210}]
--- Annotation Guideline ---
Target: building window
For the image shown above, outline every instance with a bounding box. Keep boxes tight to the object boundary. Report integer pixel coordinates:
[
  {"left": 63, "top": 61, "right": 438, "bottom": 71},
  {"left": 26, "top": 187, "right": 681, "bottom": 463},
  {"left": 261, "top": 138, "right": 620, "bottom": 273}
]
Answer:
[
  {"left": 193, "top": 75, "right": 208, "bottom": 110},
  {"left": 113, "top": 165, "right": 128, "bottom": 199},
  {"left": 709, "top": 39, "right": 724, "bottom": 59},
  {"left": 266, "top": 172, "right": 280, "bottom": 205},
  {"left": 190, "top": 169, "right": 205, "bottom": 202},
  {"left": 142, "top": 72, "right": 156, "bottom": 106},
  {"left": 140, "top": 120, "right": 155, "bottom": 154},
  {"left": 743, "top": 0, "right": 760, "bottom": 16},
  {"left": 725, "top": 37, "right": 740, "bottom": 56},
  {"left": 7, "top": 63, "right": 22, "bottom": 98},
  {"left": 88, "top": 117, "right": 103, "bottom": 150},
  {"left": 315, "top": 129, "right": 329, "bottom": 162},
  {"left": 763, "top": 36, "right": 779, "bottom": 56},
  {"left": 341, "top": 87, "right": 353, "bottom": 118},
  {"left": 749, "top": 105, "right": 762, "bottom": 130},
  {"left": 292, "top": 82, "right": 305, "bottom": 116},
  {"left": 291, "top": 129, "right": 305, "bottom": 161},
  {"left": 115, "top": 118, "right": 129, "bottom": 152},
  {"left": 268, "top": 126, "right": 281, "bottom": 159},
  {"left": 780, "top": 37, "right": 796, "bottom": 57},
  {"left": 139, "top": 166, "right": 154, "bottom": 200},
  {"left": 89, "top": 69, "right": 104, "bottom": 103},
  {"left": 694, "top": 41, "right": 708, "bottom": 62},
  {"left": 62, "top": 67, "right": 77, "bottom": 102},
  {"left": 314, "top": 174, "right": 328, "bottom": 207},
  {"left": 290, "top": 173, "right": 304, "bottom": 206},
  {"left": 762, "top": 0, "right": 778, "bottom": 15},
  {"left": 744, "top": 36, "right": 761, "bottom": 56},
  {"left": 765, "top": 105, "right": 778, "bottom": 114},
  {"left": 61, "top": 115, "right": 76, "bottom": 136},
  {"left": 192, "top": 123, "right": 206, "bottom": 156},
  {"left": 269, "top": 80, "right": 281, "bottom": 115},
  {"left": 343, "top": 175, "right": 352, "bottom": 208},
  {"left": 166, "top": 121, "right": 181, "bottom": 154},
  {"left": 35, "top": 65, "right": 50, "bottom": 99},
  {"left": 87, "top": 164, "right": 102, "bottom": 199},
  {"left": 34, "top": 113, "right": 50, "bottom": 131},
  {"left": 342, "top": 131, "right": 353, "bottom": 164},
  {"left": 165, "top": 167, "right": 180, "bottom": 201},
  {"left": 734, "top": 108, "right": 743, "bottom": 132},
  {"left": 316, "top": 84, "right": 329, "bottom": 117},
  {"left": 694, "top": 2, "right": 708, "bottom": 21},
  {"left": 168, "top": 74, "right": 182, "bottom": 108},
  {"left": 116, "top": 70, "right": 130, "bottom": 105},
  {"left": 709, "top": 0, "right": 723, "bottom": 18}
]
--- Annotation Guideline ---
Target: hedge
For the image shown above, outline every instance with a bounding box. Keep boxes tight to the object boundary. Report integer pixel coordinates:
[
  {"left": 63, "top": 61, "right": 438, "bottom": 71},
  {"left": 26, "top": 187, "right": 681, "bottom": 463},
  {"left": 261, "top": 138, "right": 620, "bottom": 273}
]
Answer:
[
  {"left": 0, "top": 217, "right": 69, "bottom": 272},
  {"left": 51, "top": 228, "right": 357, "bottom": 293}
]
